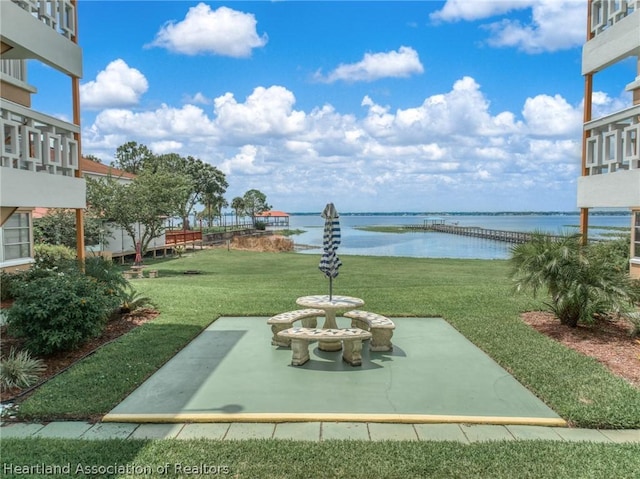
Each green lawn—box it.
[2,438,639,479]
[16,249,640,428]
[7,249,640,478]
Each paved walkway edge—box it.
[102,412,568,427]
[2,421,639,443]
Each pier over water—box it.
[407,220,565,244]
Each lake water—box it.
[286,213,632,260]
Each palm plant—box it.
[510,232,639,327]
[119,288,154,314]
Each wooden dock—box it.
[406,223,562,244]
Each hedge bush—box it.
[6,270,121,355]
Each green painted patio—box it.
[104,317,565,426]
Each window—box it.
[1,212,31,262]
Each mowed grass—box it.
[16,249,640,428]
[2,438,640,479]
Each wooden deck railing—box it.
[165,230,203,245]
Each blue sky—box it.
[30,1,637,212]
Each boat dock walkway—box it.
[406,223,562,245]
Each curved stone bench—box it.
[343,310,395,352]
[277,327,372,366]
[267,309,325,347]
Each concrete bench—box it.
[344,310,395,352]
[122,269,143,280]
[277,327,372,366]
[267,309,325,347]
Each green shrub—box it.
[84,256,129,300]
[6,271,121,355]
[588,234,631,273]
[0,270,29,301]
[33,243,76,270]
[0,348,46,391]
[254,220,267,231]
[510,232,639,327]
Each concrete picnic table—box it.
[295,295,364,351]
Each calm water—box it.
[286,214,631,260]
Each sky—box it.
[29,0,638,213]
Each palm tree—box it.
[510,232,638,327]
[231,197,245,226]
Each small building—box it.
[255,210,290,228]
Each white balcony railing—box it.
[585,104,640,175]
[0,60,27,83]
[590,0,640,36]
[1,100,79,177]
[11,0,75,39]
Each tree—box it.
[147,154,228,230]
[113,141,154,174]
[510,232,639,327]
[242,189,271,225]
[34,208,105,248]
[86,172,190,254]
[84,154,102,163]
[231,197,245,225]
[201,194,228,227]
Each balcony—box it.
[11,0,76,39]
[590,0,639,37]
[0,99,85,209]
[578,104,640,208]
[585,104,640,175]
[582,1,640,74]
[0,0,82,77]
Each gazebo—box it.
[255,210,290,228]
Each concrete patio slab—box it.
[506,425,564,441]
[273,422,321,441]
[599,429,640,443]
[0,423,45,438]
[81,422,138,440]
[176,423,230,440]
[414,424,469,443]
[368,423,417,441]
[33,421,93,439]
[461,424,515,442]
[224,422,274,440]
[129,424,183,440]
[321,422,370,441]
[551,428,612,443]
[104,317,565,426]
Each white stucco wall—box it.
[577,170,640,208]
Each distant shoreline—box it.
[287,211,632,217]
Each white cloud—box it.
[213,86,306,142]
[88,104,217,143]
[522,94,582,136]
[430,0,529,22]
[80,59,148,109]
[148,3,267,57]
[361,76,522,142]
[150,140,183,154]
[432,0,585,53]
[315,46,424,83]
[83,76,583,211]
[184,92,211,105]
[220,145,272,175]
